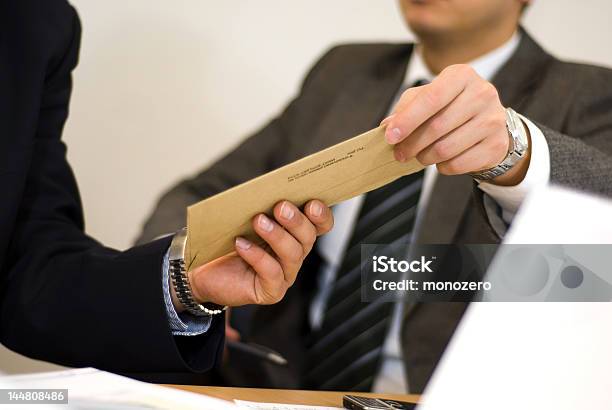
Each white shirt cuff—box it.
[477,114,551,225]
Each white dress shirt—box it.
[311,31,551,393]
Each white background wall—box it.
[2,0,612,373]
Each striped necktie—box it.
[305,172,424,391]
[304,79,428,391]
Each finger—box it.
[381,85,427,127]
[380,86,425,127]
[234,236,285,293]
[385,65,475,144]
[272,201,318,255]
[304,200,334,236]
[252,214,303,282]
[414,117,489,166]
[436,134,508,175]
[393,83,487,160]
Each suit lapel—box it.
[311,45,413,151]
[492,27,555,111]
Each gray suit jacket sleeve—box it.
[135,48,341,244]
[538,66,612,196]
[543,124,612,196]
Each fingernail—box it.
[258,214,274,232]
[235,236,252,250]
[386,127,402,144]
[310,201,323,217]
[394,149,406,162]
[280,201,295,220]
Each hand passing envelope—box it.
[186,126,423,270]
[182,126,423,309]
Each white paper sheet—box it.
[1,368,237,409]
[234,399,342,410]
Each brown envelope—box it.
[186,126,423,270]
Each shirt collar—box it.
[404,31,521,85]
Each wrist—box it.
[169,228,226,316]
[169,265,216,314]
[471,108,531,185]
[170,279,186,313]
[489,118,532,186]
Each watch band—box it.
[168,228,226,316]
[470,107,529,181]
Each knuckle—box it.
[415,151,430,165]
[439,159,462,175]
[428,116,447,136]
[458,64,475,78]
[422,87,441,109]
[304,235,316,254]
[446,64,473,78]
[432,139,451,160]
[396,142,412,159]
[479,82,499,100]
[442,64,458,75]
[308,220,319,237]
[436,162,449,175]
[250,247,267,265]
[398,88,416,105]
[301,225,317,251]
[493,132,509,153]
[401,87,415,98]
[483,112,505,133]
[289,243,306,262]
[493,111,506,129]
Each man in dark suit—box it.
[0,0,333,377]
[137,0,612,392]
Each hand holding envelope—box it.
[174,200,333,309]
[382,64,531,186]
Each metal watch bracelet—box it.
[168,228,226,316]
[470,107,529,181]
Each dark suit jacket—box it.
[0,0,223,376]
[137,30,612,391]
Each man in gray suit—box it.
[137,0,612,393]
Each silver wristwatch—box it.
[470,107,529,181]
[168,228,226,316]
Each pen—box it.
[226,340,288,366]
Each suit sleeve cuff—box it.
[477,114,551,225]
[162,249,212,336]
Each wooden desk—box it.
[167,385,420,407]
